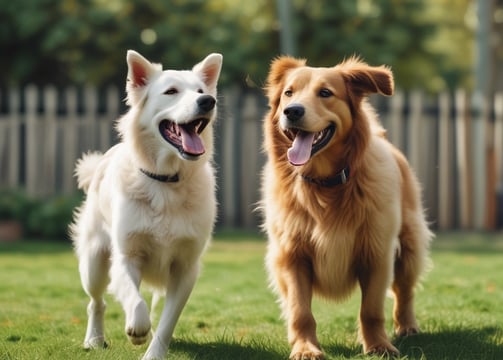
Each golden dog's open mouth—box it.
[159,118,209,160]
[285,123,336,166]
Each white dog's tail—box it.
[75,152,103,193]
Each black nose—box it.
[283,104,305,122]
[197,95,216,114]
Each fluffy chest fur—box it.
[71,146,215,292]
[90,144,216,289]
[264,136,401,300]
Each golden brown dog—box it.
[261,56,432,359]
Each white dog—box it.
[71,50,222,359]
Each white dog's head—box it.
[119,50,222,171]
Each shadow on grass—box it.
[171,338,286,360]
[322,343,362,359]
[394,326,503,359]
[312,326,503,359]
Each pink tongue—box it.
[179,126,205,155]
[287,131,314,166]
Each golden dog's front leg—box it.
[278,259,324,360]
[358,264,399,356]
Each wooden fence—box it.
[1,85,502,230]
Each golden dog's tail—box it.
[75,152,103,193]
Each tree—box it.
[291,0,473,92]
[0,0,474,91]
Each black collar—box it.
[301,166,350,187]
[140,168,179,183]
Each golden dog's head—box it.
[264,56,393,176]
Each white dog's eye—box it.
[197,89,204,94]
[164,88,178,95]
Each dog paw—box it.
[141,340,168,360]
[125,300,151,345]
[365,342,400,357]
[83,337,107,350]
[290,341,324,360]
[395,325,419,337]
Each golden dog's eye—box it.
[164,88,178,95]
[318,88,333,98]
[284,89,293,97]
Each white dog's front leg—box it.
[109,254,151,345]
[142,263,199,360]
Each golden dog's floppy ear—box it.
[338,57,394,98]
[125,50,162,105]
[265,56,306,107]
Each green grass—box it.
[1,231,502,359]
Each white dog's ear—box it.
[192,53,223,91]
[125,50,162,105]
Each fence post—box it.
[220,87,240,227]
[84,85,98,151]
[471,92,489,229]
[101,86,120,150]
[389,90,404,150]
[7,89,21,188]
[43,86,58,196]
[25,86,39,197]
[408,90,423,178]
[63,87,78,194]
[455,89,472,229]
[0,89,5,185]
[494,92,503,227]
[240,93,261,229]
[438,91,453,229]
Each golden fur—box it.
[261,56,432,359]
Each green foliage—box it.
[0,0,473,91]
[26,193,83,239]
[0,233,502,359]
[0,189,82,240]
[0,189,34,222]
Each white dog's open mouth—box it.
[159,118,209,160]
[284,123,336,166]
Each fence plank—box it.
[389,90,404,150]
[63,87,78,194]
[471,93,489,229]
[84,85,98,151]
[0,89,7,185]
[25,86,39,197]
[438,92,453,229]
[495,93,503,190]
[455,89,472,228]
[407,90,422,178]
[101,86,120,151]
[43,86,58,196]
[240,94,261,228]
[0,124,5,184]
[7,89,20,187]
[495,93,503,227]
[220,88,239,226]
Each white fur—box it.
[71,50,222,360]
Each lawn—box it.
[0,231,502,360]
